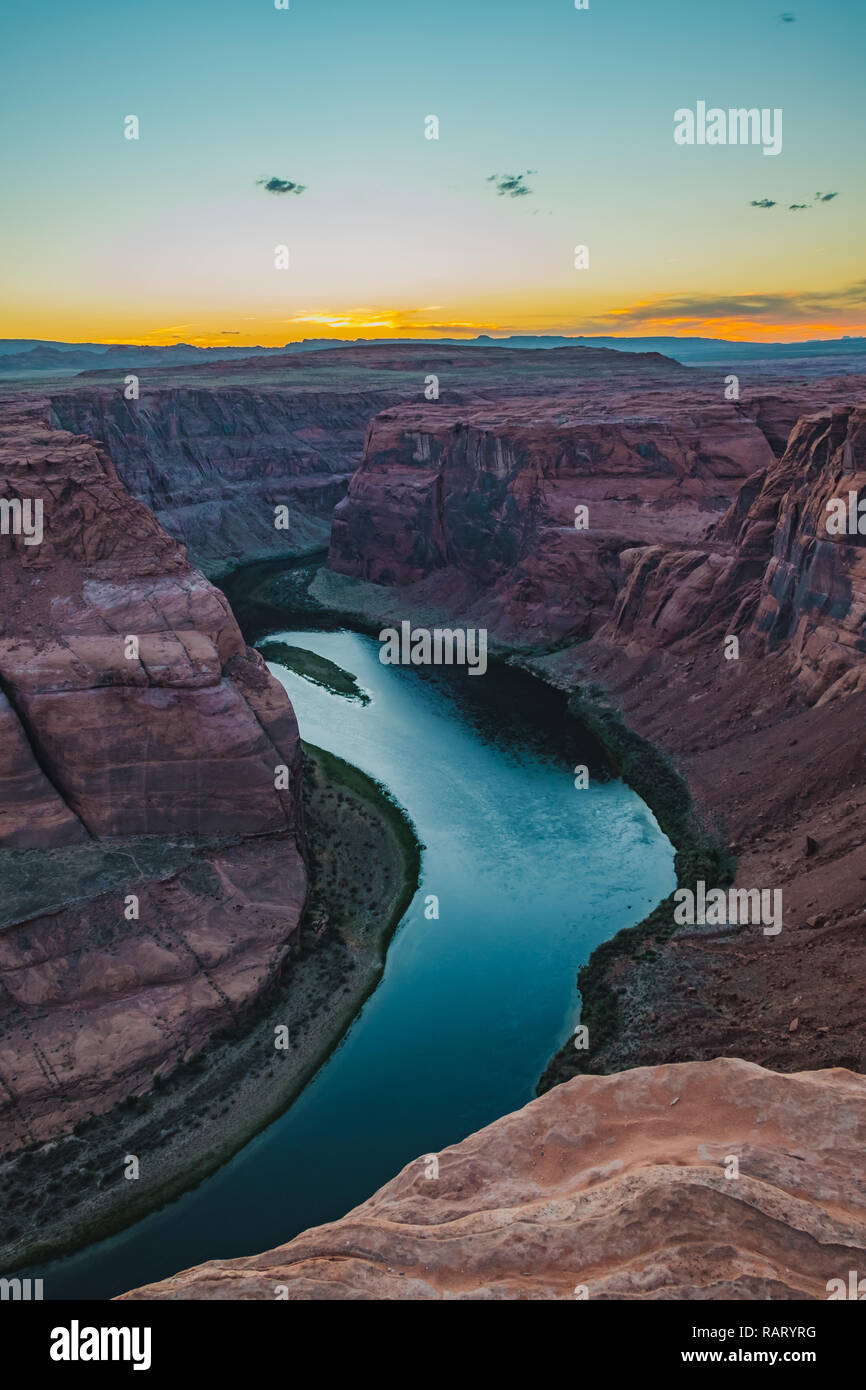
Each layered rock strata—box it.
[328,396,791,645]
[120,1059,866,1301]
[48,387,405,573]
[0,401,307,1146]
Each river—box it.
[37,623,675,1298]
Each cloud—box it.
[751,192,841,211]
[284,307,498,333]
[582,281,866,335]
[778,12,796,22]
[257,177,307,195]
[487,171,536,198]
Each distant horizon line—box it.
[3,332,865,351]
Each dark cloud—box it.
[219,330,240,334]
[778,12,796,21]
[487,171,535,198]
[257,177,307,195]
[752,192,841,212]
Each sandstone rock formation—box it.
[750,406,866,704]
[610,404,866,703]
[537,404,866,1087]
[327,384,862,648]
[120,1058,866,1300]
[0,401,303,844]
[0,400,307,1145]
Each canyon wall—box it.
[47,349,700,578]
[0,401,308,1146]
[327,384,866,674]
[328,396,779,645]
[49,387,403,574]
[610,405,866,705]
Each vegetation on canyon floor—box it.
[259,641,370,704]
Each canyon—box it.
[320,362,866,1090]
[1,341,865,1299]
[43,343,686,575]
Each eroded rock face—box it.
[329,398,776,645]
[0,401,302,843]
[120,1059,866,1300]
[49,388,402,572]
[0,836,307,1146]
[532,410,866,1090]
[0,401,307,1146]
[607,405,866,704]
[750,407,866,704]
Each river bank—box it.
[3,742,420,1276]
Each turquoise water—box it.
[35,628,674,1298]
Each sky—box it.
[1,0,864,345]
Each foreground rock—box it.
[120,1058,866,1300]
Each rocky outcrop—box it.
[0,837,307,1147]
[750,407,866,703]
[533,406,866,1090]
[0,401,303,843]
[0,401,308,1146]
[607,405,866,704]
[120,1058,866,1300]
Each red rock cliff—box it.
[0,401,308,1146]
